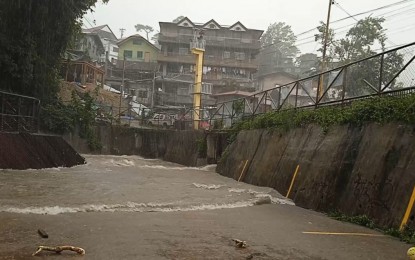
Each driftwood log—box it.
[32,246,85,256]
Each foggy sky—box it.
[86,0,415,54]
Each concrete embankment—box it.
[65,126,229,167]
[217,123,415,228]
[0,132,85,169]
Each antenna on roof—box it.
[119,28,126,38]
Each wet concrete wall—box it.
[0,133,85,169]
[65,126,227,167]
[217,124,415,228]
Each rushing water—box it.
[0,155,293,215]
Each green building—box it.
[117,34,159,62]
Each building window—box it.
[113,47,119,52]
[235,27,241,31]
[137,51,143,59]
[123,50,132,59]
[235,52,245,60]
[177,88,188,96]
[209,24,215,29]
[223,51,230,59]
[138,90,148,98]
[133,39,142,45]
[202,83,213,94]
[183,22,189,26]
[179,48,188,55]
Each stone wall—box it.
[0,132,85,169]
[217,124,415,228]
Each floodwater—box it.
[0,155,409,259]
[0,155,292,216]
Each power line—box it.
[294,0,414,38]
[295,4,415,44]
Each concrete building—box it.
[156,17,263,107]
[105,35,159,108]
[82,25,119,63]
[74,33,105,62]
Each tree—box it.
[172,16,185,23]
[257,22,299,76]
[0,0,109,103]
[314,17,404,96]
[314,21,337,64]
[296,53,319,76]
[260,22,298,58]
[151,32,160,45]
[134,24,154,41]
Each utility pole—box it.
[318,0,334,99]
[120,28,126,39]
[151,71,156,109]
[104,39,110,85]
[119,55,126,121]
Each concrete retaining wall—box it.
[65,126,227,167]
[0,132,85,169]
[217,124,415,228]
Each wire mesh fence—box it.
[0,91,40,133]
[208,42,415,128]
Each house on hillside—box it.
[255,71,298,91]
[117,34,159,62]
[106,35,159,107]
[82,25,119,63]
[156,17,263,107]
[74,33,105,62]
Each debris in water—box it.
[32,246,85,256]
[37,229,48,238]
[232,238,247,248]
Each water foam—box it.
[0,197,274,215]
[192,183,224,190]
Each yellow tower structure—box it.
[191,29,205,130]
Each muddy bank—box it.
[0,132,85,169]
[217,123,415,228]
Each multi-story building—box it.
[156,17,263,107]
[74,32,105,62]
[82,25,118,63]
[106,34,159,107]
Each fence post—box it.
[341,67,347,105]
[378,54,384,94]
[294,82,299,109]
[316,74,321,108]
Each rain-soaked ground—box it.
[0,155,410,259]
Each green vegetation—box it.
[315,17,404,95]
[196,137,207,158]
[41,91,102,151]
[329,211,375,229]
[328,211,415,243]
[0,0,108,103]
[231,94,415,134]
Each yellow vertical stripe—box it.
[286,165,300,198]
[400,185,415,231]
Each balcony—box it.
[158,35,261,50]
[157,52,258,70]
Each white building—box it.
[83,25,119,63]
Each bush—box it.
[231,94,415,134]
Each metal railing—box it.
[208,42,415,128]
[0,91,40,133]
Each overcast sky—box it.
[85,0,415,54]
